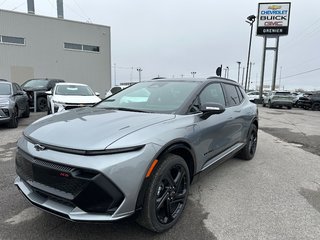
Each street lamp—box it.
[236,61,241,83]
[137,67,143,82]
[244,14,256,91]
[191,72,196,78]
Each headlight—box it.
[0,99,10,107]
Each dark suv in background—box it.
[21,78,64,112]
[0,79,30,128]
[297,92,320,110]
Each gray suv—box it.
[15,78,258,232]
[0,79,30,128]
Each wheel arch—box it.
[135,141,196,211]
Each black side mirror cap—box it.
[200,103,225,119]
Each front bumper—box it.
[52,103,95,113]
[15,136,160,221]
[0,108,12,123]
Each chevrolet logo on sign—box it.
[268,5,281,10]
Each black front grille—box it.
[16,148,124,214]
[16,151,88,196]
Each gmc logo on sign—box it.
[264,21,283,26]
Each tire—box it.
[268,101,273,108]
[37,96,48,112]
[136,154,190,232]
[8,107,18,128]
[311,103,320,111]
[287,106,292,109]
[262,102,266,107]
[22,103,30,118]
[237,124,258,160]
[47,104,52,115]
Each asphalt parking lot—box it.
[1,107,320,240]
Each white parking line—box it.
[5,207,41,225]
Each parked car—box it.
[21,78,65,112]
[262,91,293,109]
[297,93,320,110]
[105,84,130,98]
[247,91,267,103]
[292,92,304,107]
[0,79,29,128]
[15,77,258,232]
[46,83,101,114]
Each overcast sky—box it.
[1,0,319,90]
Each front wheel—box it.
[237,124,258,160]
[137,154,190,232]
[8,107,18,128]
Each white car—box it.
[105,85,130,98]
[47,83,101,114]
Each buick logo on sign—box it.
[34,144,46,151]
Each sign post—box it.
[257,2,291,99]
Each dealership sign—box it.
[257,2,291,35]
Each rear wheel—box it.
[37,97,47,112]
[312,103,320,111]
[137,154,190,232]
[237,124,258,160]
[8,107,18,128]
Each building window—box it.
[83,44,100,52]
[0,35,25,45]
[64,42,82,50]
[64,42,100,53]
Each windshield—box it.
[0,83,12,95]
[96,81,200,113]
[55,85,94,96]
[22,79,49,88]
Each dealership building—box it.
[0,4,111,94]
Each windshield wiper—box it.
[103,107,150,113]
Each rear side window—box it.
[224,84,241,106]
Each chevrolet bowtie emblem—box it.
[34,144,46,151]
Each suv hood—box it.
[52,95,101,104]
[24,108,175,150]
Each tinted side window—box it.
[199,83,225,106]
[224,84,240,106]
[236,86,244,102]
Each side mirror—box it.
[95,92,100,96]
[15,90,25,96]
[200,103,225,119]
[45,90,52,95]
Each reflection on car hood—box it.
[24,107,175,150]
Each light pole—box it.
[244,14,256,92]
[191,72,196,78]
[137,67,143,82]
[237,61,241,83]
[247,62,255,91]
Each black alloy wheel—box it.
[37,97,48,112]
[237,124,258,160]
[8,107,18,128]
[137,154,190,232]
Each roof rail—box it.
[206,76,237,83]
